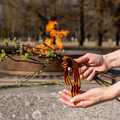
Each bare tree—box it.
[83,0,115,46]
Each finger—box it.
[87,70,96,82]
[59,97,92,108]
[63,89,86,97]
[59,90,71,100]
[75,100,92,108]
[63,89,71,95]
[68,67,72,72]
[79,90,86,94]
[78,66,87,74]
[70,92,88,103]
[74,54,89,64]
[80,67,94,79]
[59,98,75,107]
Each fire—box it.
[45,21,69,51]
[24,21,69,55]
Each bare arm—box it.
[72,49,120,81]
[59,81,120,108]
[103,49,120,69]
[59,49,120,108]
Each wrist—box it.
[102,54,115,70]
[108,82,120,99]
[102,50,120,69]
[98,87,113,102]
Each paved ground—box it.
[0,67,120,120]
[0,83,120,120]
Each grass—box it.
[0,82,65,89]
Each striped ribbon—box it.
[61,57,81,105]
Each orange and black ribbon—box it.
[61,56,81,105]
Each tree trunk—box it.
[50,0,56,44]
[95,33,103,46]
[115,31,119,46]
[50,0,56,21]
[79,0,84,46]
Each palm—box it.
[59,87,108,108]
[59,89,86,107]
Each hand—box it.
[59,87,111,108]
[69,53,109,81]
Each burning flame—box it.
[45,21,69,50]
[24,21,69,55]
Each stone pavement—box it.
[0,83,120,120]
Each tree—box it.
[83,0,115,46]
[113,1,120,46]
[79,0,84,45]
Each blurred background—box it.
[0,0,120,47]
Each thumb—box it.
[70,92,88,103]
[74,54,89,64]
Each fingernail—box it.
[90,67,93,71]
[70,98,76,103]
[83,66,87,70]
[93,70,95,73]
[58,91,61,94]
[68,67,70,71]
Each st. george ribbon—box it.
[61,56,81,105]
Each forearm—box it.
[106,81,120,100]
[103,49,120,69]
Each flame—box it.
[24,42,49,55]
[45,21,69,51]
[24,21,69,55]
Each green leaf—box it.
[16,80,19,83]
[25,53,29,57]
[13,37,16,42]
[1,49,5,53]
[22,57,26,60]
[29,49,32,54]
[15,44,17,48]
[37,71,40,74]
[21,55,24,57]
[39,40,44,44]
[21,55,26,60]
[20,44,23,50]
[46,52,51,57]
[50,54,54,57]
[37,70,42,74]
[4,39,10,46]
[50,50,55,54]
[1,54,5,58]
[16,79,22,83]
[16,50,20,53]
[5,56,8,59]
[40,70,42,74]
[35,56,39,59]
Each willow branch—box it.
[6,54,44,65]
[99,73,120,81]
[21,70,38,84]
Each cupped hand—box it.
[59,87,110,108]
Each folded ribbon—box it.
[61,56,81,105]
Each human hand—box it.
[59,87,111,108]
[69,53,109,81]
